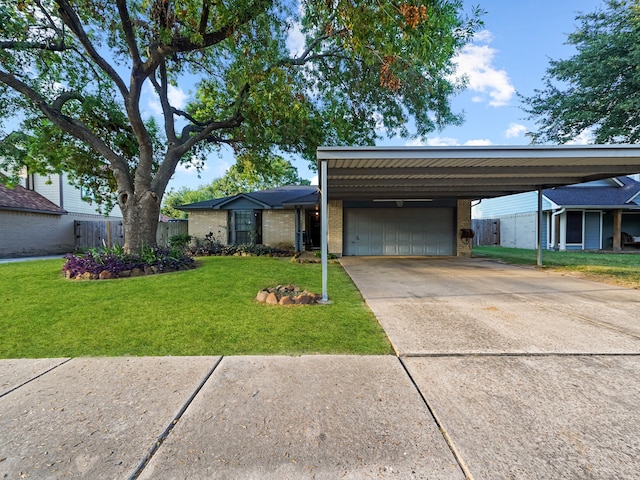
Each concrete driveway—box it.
[340,256,640,479]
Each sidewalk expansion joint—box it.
[400,352,640,358]
[0,358,72,400]
[398,357,475,480]
[128,356,223,480]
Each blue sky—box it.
[166,0,605,191]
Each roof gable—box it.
[178,185,317,211]
[0,180,67,215]
[543,176,640,207]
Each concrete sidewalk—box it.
[0,356,464,479]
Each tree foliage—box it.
[523,0,640,144]
[162,154,309,219]
[0,0,481,252]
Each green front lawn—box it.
[0,256,393,358]
[473,246,640,288]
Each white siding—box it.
[31,173,122,217]
[499,212,538,249]
[473,191,554,219]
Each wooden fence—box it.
[156,221,189,247]
[472,218,500,246]
[74,220,188,250]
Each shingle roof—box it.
[178,185,318,210]
[0,180,66,215]
[543,176,640,208]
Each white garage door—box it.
[344,208,455,256]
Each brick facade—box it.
[328,200,343,256]
[0,211,73,257]
[262,210,295,249]
[188,210,228,244]
[456,199,473,257]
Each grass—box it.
[0,256,393,358]
[473,246,640,288]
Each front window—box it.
[566,211,583,244]
[231,210,262,244]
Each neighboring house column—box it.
[559,212,567,251]
[456,199,472,257]
[328,200,343,256]
[613,209,622,252]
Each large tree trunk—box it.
[120,189,161,254]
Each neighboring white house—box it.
[0,171,122,257]
[473,176,640,251]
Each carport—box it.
[317,144,640,301]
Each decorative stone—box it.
[279,296,294,305]
[295,294,313,305]
[130,268,143,277]
[256,290,269,302]
[119,270,131,277]
[265,292,279,304]
[144,266,155,275]
[99,270,113,280]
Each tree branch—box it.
[116,0,142,67]
[171,108,210,127]
[51,91,83,111]
[148,60,177,143]
[0,41,69,51]
[55,0,129,99]
[0,69,132,192]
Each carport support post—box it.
[537,188,543,267]
[320,159,329,302]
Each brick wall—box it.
[0,211,74,257]
[262,210,295,248]
[456,199,472,257]
[188,211,228,244]
[328,200,343,256]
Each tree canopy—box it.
[523,0,640,144]
[0,0,481,252]
[162,154,309,219]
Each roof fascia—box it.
[214,193,272,210]
[317,144,640,161]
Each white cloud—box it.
[464,139,492,146]
[566,129,594,145]
[453,30,515,107]
[147,84,189,115]
[505,123,527,139]
[406,137,492,147]
[286,20,305,57]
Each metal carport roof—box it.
[316,144,640,301]
[317,144,640,200]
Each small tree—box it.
[0,0,481,253]
[523,0,640,144]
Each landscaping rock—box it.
[296,294,313,305]
[279,296,294,305]
[265,292,279,304]
[256,284,321,305]
[99,270,114,280]
[130,268,143,277]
